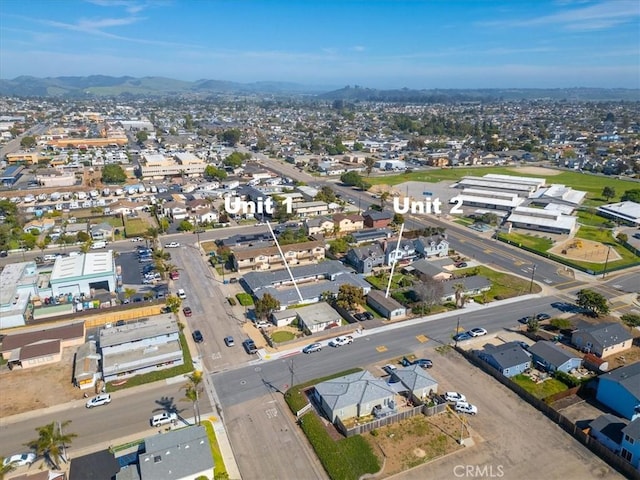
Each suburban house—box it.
[313,370,399,423]
[478,342,532,377]
[528,341,582,373]
[99,315,184,383]
[332,213,364,234]
[271,309,298,328]
[408,258,453,282]
[23,218,55,234]
[440,276,492,303]
[367,289,407,320]
[90,222,114,241]
[192,208,219,224]
[351,228,393,245]
[588,413,628,454]
[571,322,633,358]
[292,201,330,218]
[232,240,325,272]
[620,417,640,469]
[345,244,385,274]
[363,210,394,228]
[413,235,450,258]
[384,238,418,265]
[389,365,439,402]
[596,362,640,420]
[305,216,335,236]
[296,302,343,333]
[137,426,213,480]
[163,200,189,220]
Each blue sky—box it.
[1,0,638,89]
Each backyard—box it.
[124,217,152,238]
[512,374,568,399]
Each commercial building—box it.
[597,201,640,227]
[0,261,38,328]
[506,206,577,234]
[50,251,118,298]
[139,152,206,178]
[454,174,545,197]
[36,172,77,188]
[449,188,524,211]
[99,315,183,382]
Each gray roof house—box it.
[409,258,453,281]
[385,238,417,265]
[390,365,439,401]
[478,342,532,377]
[345,244,385,274]
[91,222,114,241]
[413,235,449,258]
[588,414,627,454]
[313,370,398,423]
[441,275,492,302]
[138,425,213,480]
[367,289,407,320]
[571,322,633,358]
[529,341,582,374]
[296,302,343,333]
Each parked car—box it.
[536,313,551,321]
[329,335,354,347]
[354,312,374,321]
[169,271,180,280]
[177,289,186,299]
[469,327,487,337]
[445,392,466,403]
[224,336,235,347]
[382,364,398,374]
[150,412,177,427]
[413,358,433,368]
[164,242,181,248]
[243,338,258,354]
[192,330,204,343]
[183,307,192,317]
[518,315,534,324]
[3,453,36,467]
[302,342,322,354]
[86,393,112,408]
[455,262,468,268]
[455,401,478,415]
[453,332,472,342]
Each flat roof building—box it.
[450,188,524,211]
[50,251,117,298]
[507,206,577,234]
[139,152,206,178]
[597,201,640,227]
[0,261,38,328]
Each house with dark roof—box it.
[384,238,418,265]
[363,210,394,228]
[440,276,491,303]
[409,258,453,281]
[596,362,640,420]
[367,289,407,320]
[478,342,532,377]
[571,322,633,358]
[413,235,449,258]
[588,413,627,454]
[390,365,439,402]
[350,228,393,245]
[345,244,385,274]
[620,417,640,469]
[528,341,582,374]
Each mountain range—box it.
[0,75,638,102]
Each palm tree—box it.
[0,457,16,480]
[453,283,466,309]
[25,420,77,470]
[123,287,136,302]
[182,371,204,426]
[146,227,159,249]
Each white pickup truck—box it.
[329,335,354,347]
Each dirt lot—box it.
[388,348,624,480]
[0,348,81,417]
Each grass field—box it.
[497,232,553,251]
[512,374,568,399]
[366,167,638,202]
[124,217,151,237]
[457,265,543,299]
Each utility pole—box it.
[454,316,460,348]
[289,358,295,391]
[529,264,537,293]
[602,246,611,279]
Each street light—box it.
[529,264,537,293]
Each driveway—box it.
[390,348,624,480]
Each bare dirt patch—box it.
[0,348,80,417]
[509,166,562,176]
[363,411,464,477]
[548,238,621,263]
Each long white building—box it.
[139,152,206,178]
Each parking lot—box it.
[115,250,168,301]
[390,348,624,480]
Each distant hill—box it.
[0,76,638,101]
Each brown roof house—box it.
[0,321,85,369]
[232,240,325,273]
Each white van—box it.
[91,241,107,249]
[43,254,58,262]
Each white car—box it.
[455,401,478,415]
[444,392,467,403]
[86,393,111,408]
[3,453,36,467]
[164,242,181,248]
[382,364,398,374]
[177,289,187,299]
[150,412,177,427]
[329,335,354,347]
[469,327,488,337]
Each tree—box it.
[453,283,466,309]
[223,151,250,168]
[392,213,404,225]
[20,136,36,148]
[25,420,77,470]
[159,217,170,234]
[182,371,204,426]
[576,289,610,316]
[80,241,92,253]
[135,131,148,143]
[123,288,136,301]
[165,294,182,313]
[76,231,90,243]
[364,157,376,176]
[617,232,628,243]
[335,284,365,311]
[255,293,280,320]
[414,276,444,313]
[602,186,616,202]
[379,191,390,209]
[0,456,17,479]
[328,237,349,254]
[320,291,336,303]
[221,129,241,146]
[101,164,127,184]
[204,165,227,180]
[621,314,640,328]
[178,220,193,232]
[526,318,539,333]
[145,227,159,249]
[314,186,336,203]
[549,318,573,330]
[621,189,640,203]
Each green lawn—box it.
[235,293,254,306]
[575,209,614,228]
[203,420,227,479]
[124,217,152,237]
[366,273,411,290]
[497,232,553,251]
[271,330,295,343]
[512,374,568,399]
[365,167,638,201]
[457,265,542,299]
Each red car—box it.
[183,307,192,317]
[169,271,180,280]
